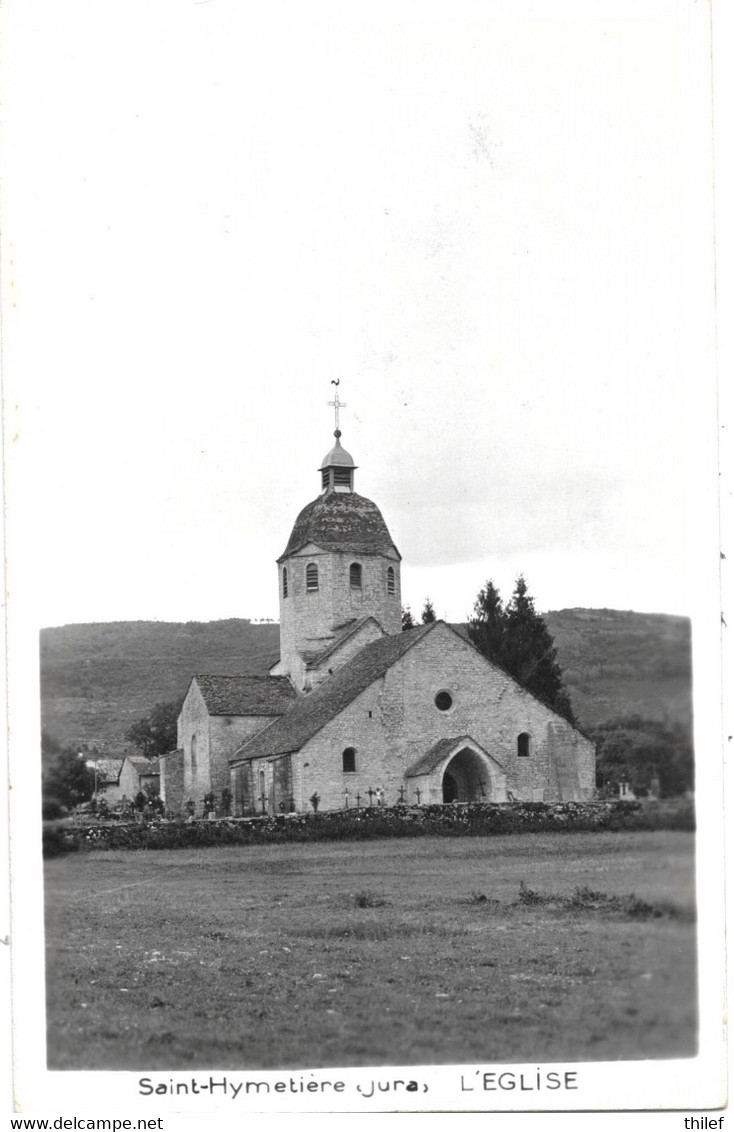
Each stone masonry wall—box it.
[307,618,385,690]
[178,682,212,807]
[118,759,144,802]
[272,624,595,812]
[209,714,275,799]
[278,546,401,682]
[179,680,279,811]
[160,750,184,816]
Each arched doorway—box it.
[442,772,458,803]
[441,747,494,802]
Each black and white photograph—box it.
[2,0,728,1121]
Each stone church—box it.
[160,418,595,816]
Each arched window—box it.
[282,568,288,598]
[517,732,530,757]
[350,562,362,589]
[191,733,198,772]
[306,563,319,592]
[387,566,395,595]
[342,747,357,773]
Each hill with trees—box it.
[543,607,692,730]
[39,609,692,758]
[40,619,280,756]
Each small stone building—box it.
[162,424,595,816]
[88,754,159,805]
[120,755,160,800]
[87,757,124,803]
[164,674,296,813]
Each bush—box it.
[42,823,79,857]
[354,890,388,908]
[518,881,545,905]
[42,798,67,821]
[51,796,695,854]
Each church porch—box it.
[406,736,508,806]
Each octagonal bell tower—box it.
[274,390,402,690]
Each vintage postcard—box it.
[1,0,728,1125]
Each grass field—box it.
[44,831,697,1070]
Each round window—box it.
[435,691,453,712]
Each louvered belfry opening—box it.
[321,464,354,493]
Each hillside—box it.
[545,608,691,730]
[39,609,692,753]
[40,620,280,754]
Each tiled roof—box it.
[90,758,123,784]
[232,624,433,762]
[305,616,382,669]
[194,674,297,717]
[278,492,400,561]
[406,736,487,777]
[127,755,160,776]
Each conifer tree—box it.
[467,576,576,725]
[421,597,437,624]
[401,605,416,631]
[467,580,505,662]
[504,576,575,724]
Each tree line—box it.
[590,716,693,798]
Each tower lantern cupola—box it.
[320,430,356,494]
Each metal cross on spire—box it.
[328,379,346,435]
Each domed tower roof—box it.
[278,491,401,563]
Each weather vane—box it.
[328,379,346,435]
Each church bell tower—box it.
[274,386,402,690]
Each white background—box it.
[1,0,719,629]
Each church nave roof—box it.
[193,674,297,717]
[230,623,434,762]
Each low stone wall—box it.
[43,797,695,855]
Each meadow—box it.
[44,830,697,1070]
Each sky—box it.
[2,0,719,628]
